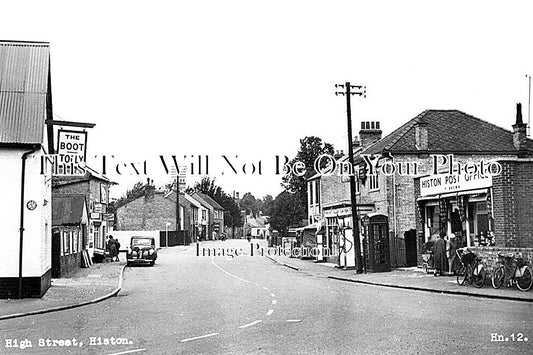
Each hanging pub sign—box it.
[57,129,87,159]
[46,129,89,176]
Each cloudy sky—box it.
[3,1,533,199]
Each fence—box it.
[160,230,191,247]
[390,235,407,268]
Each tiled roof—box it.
[193,192,224,210]
[52,194,86,226]
[0,41,50,144]
[362,110,533,155]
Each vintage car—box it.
[126,237,157,266]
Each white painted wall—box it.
[0,148,51,277]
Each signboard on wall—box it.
[420,172,492,196]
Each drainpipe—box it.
[19,145,39,299]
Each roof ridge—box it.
[451,109,533,142]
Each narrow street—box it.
[2,240,532,355]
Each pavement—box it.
[265,253,533,302]
[0,257,125,321]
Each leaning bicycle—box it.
[456,247,486,288]
[491,253,533,291]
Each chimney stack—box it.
[144,178,155,200]
[513,103,528,151]
[359,121,382,148]
[415,119,429,150]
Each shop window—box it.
[426,205,440,240]
[62,231,70,255]
[315,181,320,205]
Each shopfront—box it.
[323,205,375,263]
[417,171,494,249]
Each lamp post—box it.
[335,82,366,274]
[527,74,531,137]
[166,221,171,248]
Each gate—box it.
[362,214,391,272]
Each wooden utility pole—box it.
[335,82,366,274]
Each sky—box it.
[2,1,533,200]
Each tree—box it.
[240,192,259,217]
[108,181,145,214]
[281,136,334,215]
[260,195,274,216]
[193,177,242,228]
[269,191,306,235]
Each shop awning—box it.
[417,188,488,202]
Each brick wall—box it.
[492,160,533,248]
[117,193,176,231]
[471,246,533,273]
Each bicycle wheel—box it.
[456,265,467,286]
[473,266,486,288]
[516,266,533,292]
[491,266,505,289]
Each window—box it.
[309,182,314,205]
[62,230,70,255]
[315,181,320,205]
[368,174,379,191]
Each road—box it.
[1,239,532,354]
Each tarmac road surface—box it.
[1,239,532,354]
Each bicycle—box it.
[456,247,486,288]
[491,253,533,291]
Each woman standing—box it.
[108,235,118,262]
[448,233,460,274]
[433,232,449,276]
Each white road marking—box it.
[262,286,269,290]
[254,283,260,287]
[286,319,302,323]
[107,349,146,355]
[266,309,274,316]
[211,259,250,283]
[272,300,277,305]
[180,333,220,343]
[270,293,276,297]
[238,320,263,329]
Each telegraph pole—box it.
[335,82,366,274]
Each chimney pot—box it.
[513,102,527,151]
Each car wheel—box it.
[150,261,155,267]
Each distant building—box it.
[52,167,115,261]
[192,192,225,240]
[245,215,270,239]
[0,41,54,298]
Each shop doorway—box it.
[404,229,418,266]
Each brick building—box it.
[116,182,202,243]
[53,167,115,261]
[314,106,533,270]
[192,191,225,240]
